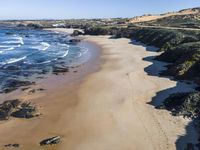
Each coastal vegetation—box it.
[162,92,200,119]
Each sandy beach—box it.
[0,28,198,150]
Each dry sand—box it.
[0,29,198,150]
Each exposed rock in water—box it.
[5,32,15,35]
[68,38,81,44]
[40,136,61,146]
[0,79,34,94]
[0,100,39,120]
[52,66,69,75]
[4,143,20,148]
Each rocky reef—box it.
[0,99,39,120]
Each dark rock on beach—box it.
[28,88,45,94]
[72,30,83,36]
[40,136,61,146]
[4,143,20,148]
[0,99,38,120]
[53,66,69,75]
[0,99,21,120]
[11,102,38,119]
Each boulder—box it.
[40,136,61,146]
[72,30,83,36]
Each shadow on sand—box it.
[130,40,199,150]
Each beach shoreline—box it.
[0,28,198,150]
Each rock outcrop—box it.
[72,30,84,36]
[40,136,61,146]
[0,100,39,120]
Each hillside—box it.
[129,7,200,28]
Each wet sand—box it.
[0,29,198,150]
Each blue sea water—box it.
[0,29,90,91]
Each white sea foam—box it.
[61,50,69,58]
[6,56,27,64]
[4,47,15,51]
[80,47,89,54]
[2,36,24,45]
[58,43,70,48]
[41,42,50,50]
[76,47,89,58]
[0,45,10,48]
[0,44,21,51]
[15,36,24,45]
[36,60,51,64]
[31,42,50,51]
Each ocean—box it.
[0,29,90,92]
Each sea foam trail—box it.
[4,47,15,51]
[15,36,24,45]
[0,44,21,51]
[6,56,27,64]
[76,47,89,58]
[35,60,51,64]
[0,45,11,48]
[61,50,69,58]
[2,36,24,45]
[31,42,50,51]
